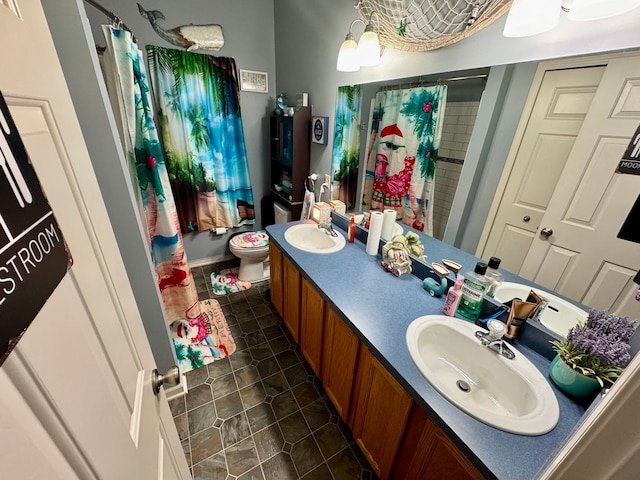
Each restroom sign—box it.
[616,123,640,175]
[0,91,72,366]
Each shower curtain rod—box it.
[380,73,488,91]
[83,0,136,40]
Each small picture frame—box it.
[312,116,329,145]
[239,69,268,93]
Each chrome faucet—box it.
[475,319,515,360]
[318,220,338,237]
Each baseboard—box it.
[165,374,188,400]
[189,254,234,268]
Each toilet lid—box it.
[231,230,269,249]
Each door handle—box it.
[540,227,553,238]
[152,366,181,395]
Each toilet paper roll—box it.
[366,211,384,256]
[215,227,227,235]
[380,209,397,241]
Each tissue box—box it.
[329,200,346,215]
[311,202,331,224]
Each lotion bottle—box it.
[443,275,464,316]
[348,214,356,243]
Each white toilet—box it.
[229,202,292,282]
[229,230,270,282]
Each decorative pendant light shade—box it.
[567,0,640,20]
[337,33,360,72]
[357,25,381,67]
[336,12,381,72]
[503,0,562,37]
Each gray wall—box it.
[273,0,640,253]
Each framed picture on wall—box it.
[239,69,268,93]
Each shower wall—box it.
[433,100,481,240]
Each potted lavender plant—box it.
[549,309,636,398]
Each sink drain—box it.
[456,380,471,393]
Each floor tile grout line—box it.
[187,262,374,479]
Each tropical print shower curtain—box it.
[146,46,255,233]
[332,85,362,210]
[361,85,447,235]
[100,27,235,373]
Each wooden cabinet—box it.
[269,243,301,342]
[268,242,283,318]
[393,405,485,480]
[270,106,311,221]
[351,346,413,479]
[300,277,325,376]
[282,256,301,342]
[269,243,488,480]
[321,308,360,422]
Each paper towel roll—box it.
[380,209,397,241]
[366,211,384,255]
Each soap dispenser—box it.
[443,275,464,316]
[348,214,356,243]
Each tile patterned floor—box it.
[169,262,377,479]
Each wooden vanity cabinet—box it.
[268,242,301,341]
[321,308,360,422]
[283,256,301,342]
[268,242,283,317]
[350,346,413,479]
[300,277,325,376]
[392,404,485,480]
[268,242,487,480]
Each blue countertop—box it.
[266,219,589,480]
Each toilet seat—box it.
[230,230,269,250]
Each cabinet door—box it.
[300,278,325,376]
[321,308,360,422]
[283,255,301,342]
[351,347,413,479]
[269,242,283,318]
[270,115,293,167]
[393,405,485,480]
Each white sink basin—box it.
[493,282,587,339]
[406,315,559,436]
[284,223,346,254]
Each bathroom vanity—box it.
[266,219,588,480]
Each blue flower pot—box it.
[549,354,601,398]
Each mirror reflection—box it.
[332,54,640,334]
[332,67,489,241]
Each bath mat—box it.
[211,267,251,296]
[170,298,236,373]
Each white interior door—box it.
[0,1,190,479]
[519,56,640,320]
[482,65,605,273]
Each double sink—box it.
[282,220,586,436]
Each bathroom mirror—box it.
[331,52,640,339]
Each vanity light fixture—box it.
[336,12,381,72]
[503,0,640,37]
